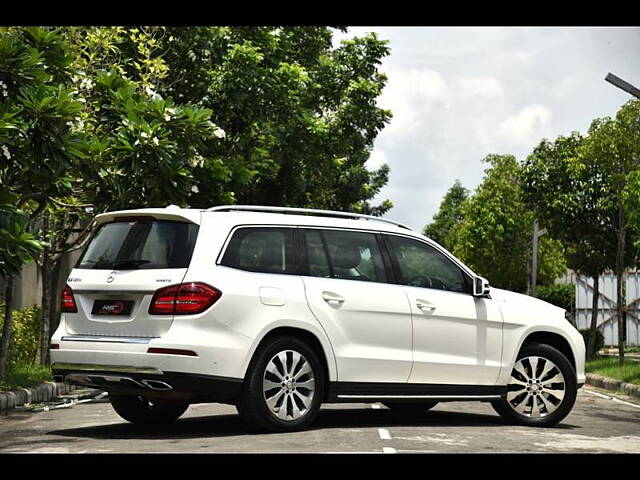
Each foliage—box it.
[585,355,640,385]
[522,132,619,279]
[452,154,566,292]
[0,202,45,278]
[0,362,51,391]
[0,302,41,369]
[536,283,575,313]
[423,179,468,251]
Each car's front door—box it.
[384,234,503,386]
[300,228,413,383]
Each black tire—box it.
[383,401,439,414]
[109,394,189,425]
[491,342,577,427]
[236,335,325,433]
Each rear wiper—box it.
[93,259,151,270]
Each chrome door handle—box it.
[322,291,345,306]
[416,301,436,313]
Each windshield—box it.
[77,219,199,270]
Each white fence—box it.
[562,271,640,346]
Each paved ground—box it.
[1,387,639,453]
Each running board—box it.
[327,382,506,402]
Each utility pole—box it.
[530,219,547,297]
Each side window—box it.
[221,228,295,274]
[318,229,387,283]
[387,235,470,293]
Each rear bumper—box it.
[52,362,243,404]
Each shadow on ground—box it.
[46,406,578,441]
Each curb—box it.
[0,382,80,414]
[586,373,640,399]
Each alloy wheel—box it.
[262,349,316,421]
[506,355,566,418]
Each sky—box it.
[333,27,640,231]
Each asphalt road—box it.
[1,387,640,453]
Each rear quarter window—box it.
[220,227,296,274]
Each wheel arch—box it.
[519,331,576,372]
[242,324,337,394]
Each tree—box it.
[0,201,45,380]
[423,180,468,251]
[522,132,619,358]
[1,27,396,367]
[453,154,566,293]
[586,100,640,364]
[0,27,86,365]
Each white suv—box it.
[51,205,585,432]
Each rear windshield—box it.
[76,219,199,270]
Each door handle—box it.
[416,301,436,313]
[322,291,345,306]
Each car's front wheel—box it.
[491,342,577,427]
[109,394,189,425]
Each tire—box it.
[236,335,325,433]
[383,401,439,415]
[109,394,189,425]
[491,342,577,427]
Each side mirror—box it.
[473,276,490,297]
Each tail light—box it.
[149,282,221,315]
[61,284,78,313]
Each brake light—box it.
[61,284,78,313]
[149,282,221,315]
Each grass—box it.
[0,363,52,391]
[586,356,640,386]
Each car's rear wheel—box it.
[383,401,439,415]
[236,336,325,433]
[491,342,577,427]
[109,394,189,425]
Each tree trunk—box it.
[0,277,15,381]
[48,256,63,342]
[587,274,600,359]
[616,201,625,366]
[39,213,52,366]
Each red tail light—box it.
[149,282,221,315]
[61,284,78,313]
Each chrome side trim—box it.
[52,363,163,375]
[70,290,155,295]
[61,335,156,344]
[336,395,503,400]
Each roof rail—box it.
[205,205,412,230]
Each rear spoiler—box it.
[93,207,201,227]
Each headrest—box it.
[332,244,361,269]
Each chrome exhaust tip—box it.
[141,379,173,391]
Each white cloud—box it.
[335,27,640,230]
[499,104,553,148]
[458,76,504,98]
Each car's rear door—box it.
[300,228,413,383]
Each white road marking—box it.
[378,428,392,440]
[382,447,397,453]
[612,397,640,409]
[583,388,640,408]
[371,404,382,409]
[583,389,611,400]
